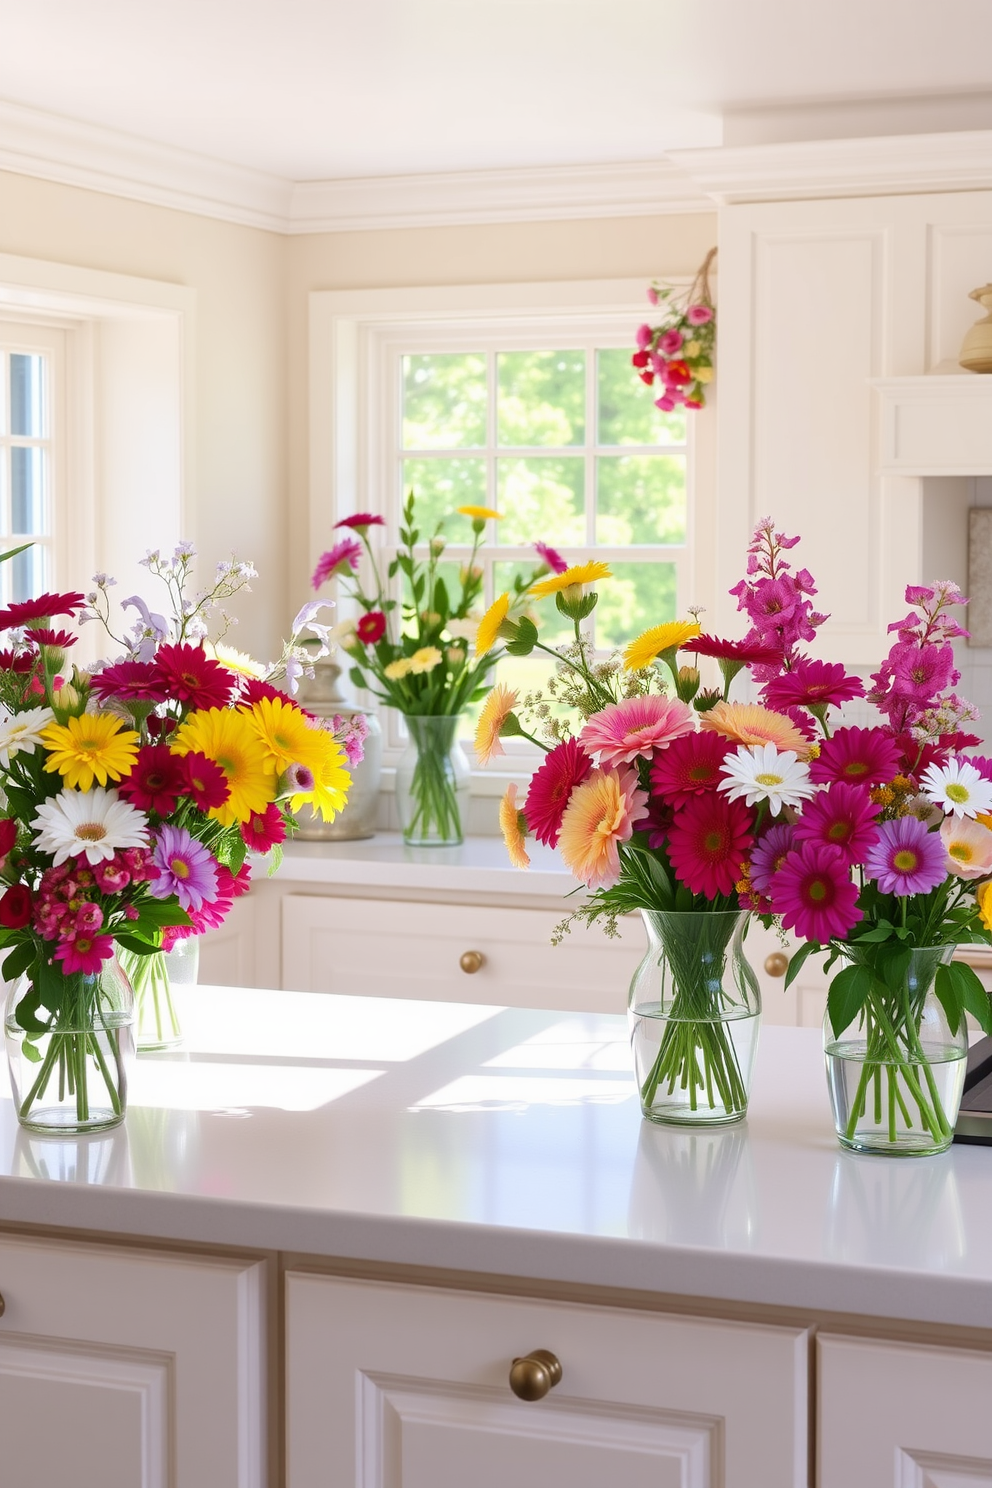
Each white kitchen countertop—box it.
[273,834,574,898]
[0,985,989,1331]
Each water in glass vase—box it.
[825,1035,967,1156]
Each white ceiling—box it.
[0,0,991,183]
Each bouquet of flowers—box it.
[311,492,564,845]
[632,247,716,412]
[0,543,357,1130]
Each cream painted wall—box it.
[0,167,287,660]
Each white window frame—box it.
[0,319,66,596]
[309,280,716,787]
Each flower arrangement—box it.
[311,492,564,844]
[0,544,358,1126]
[483,518,992,1137]
[633,247,716,413]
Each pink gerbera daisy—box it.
[666,794,755,899]
[864,817,946,896]
[54,931,115,976]
[748,822,796,894]
[333,513,385,531]
[311,537,362,588]
[523,737,593,847]
[578,695,694,766]
[534,541,568,574]
[769,843,862,942]
[649,731,731,808]
[762,659,864,713]
[558,767,647,889]
[808,726,901,787]
[793,781,881,866]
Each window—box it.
[311,281,711,775]
[0,323,63,601]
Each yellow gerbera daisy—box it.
[206,642,266,679]
[41,713,139,792]
[290,735,351,823]
[244,696,325,776]
[409,646,443,674]
[529,561,612,600]
[499,783,530,870]
[475,684,518,765]
[623,620,702,671]
[457,506,502,520]
[700,701,810,758]
[384,658,415,680]
[171,707,275,825]
[476,592,510,656]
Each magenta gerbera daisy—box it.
[241,802,287,852]
[0,591,85,630]
[149,824,220,913]
[808,726,901,786]
[762,659,864,713]
[689,635,781,666]
[649,731,731,808]
[863,817,946,896]
[90,660,171,703]
[793,781,881,866]
[534,541,569,574]
[311,537,362,588]
[522,737,593,847]
[769,843,862,942]
[666,794,755,899]
[54,931,115,976]
[156,643,234,710]
[117,744,186,815]
[578,695,694,767]
[748,822,796,894]
[179,751,231,811]
[333,513,385,531]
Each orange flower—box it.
[474,684,518,765]
[700,701,810,758]
[499,783,530,869]
[558,767,647,889]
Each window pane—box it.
[596,455,685,545]
[11,446,46,535]
[402,354,486,449]
[497,457,584,545]
[597,348,685,446]
[402,458,487,538]
[595,561,678,651]
[494,654,571,736]
[4,544,46,604]
[494,562,571,648]
[497,351,585,446]
[10,353,45,438]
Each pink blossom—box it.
[659,329,683,355]
[655,394,677,412]
[578,696,694,766]
[54,932,115,976]
[686,305,713,325]
[647,287,659,306]
[311,537,362,590]
[635,324,653,350]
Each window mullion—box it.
[486,347,498,609]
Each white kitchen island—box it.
[0,986,991,1487]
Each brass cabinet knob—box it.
[509,1349,562,1401]
[459,950,485,974]
[764,951,790,978]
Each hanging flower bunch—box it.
[633,247,716,412]
[311,491,566,718]
[0,545,357,1004]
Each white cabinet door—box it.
[281,895,644,1013]
[286,1274,809,1488]
[819,1334,992,1487]
[0,1233,267,1488]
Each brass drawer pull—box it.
[459,950,485,974]
[764,951,790,978]
[509,1349,562,1401]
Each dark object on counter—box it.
[954,1035,992,1144]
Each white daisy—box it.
[0,705,55,767]
[920,757,992,819]
[718,742,816,817]
[31,786,150,866]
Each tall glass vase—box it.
[396,714,470,847]
[119,938,198,1051]
[4,953,135,1134]
[824,944,968,1156]
[628,910,761,1126]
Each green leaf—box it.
[880,946,911,994]
[349,667,367,692]
[784,939,819,990]
[133,900,192,928]
[952,960,992,1035]
[114,934,160,957]
[3,940,36,981]
[267,843,284,877]
[20,1037,41,1063]
[14,988,49,1035]
[827,964,870,1039]
[856,921,895,944]
[0,541,34,567]
[935,965,965,1037]
[433,576,450,620]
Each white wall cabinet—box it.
[285,1274,810,1488]
[0,1234,267,1488]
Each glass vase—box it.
[823,944,968,1156]
[4,953,136,1134]
[119,938,198,1051]
[395,714,470,847]
[628,909,761,1126]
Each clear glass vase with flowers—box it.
[311,493,561,846]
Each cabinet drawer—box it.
[286,1273,809,1488]
[281,895,643,1012]
[0,1233,267,1488]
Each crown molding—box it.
[668,130,992,205]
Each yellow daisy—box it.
[409,646,443,674]
[476,592,510,657]
[244,696,325,776]
[290,734,351,823]
[42,713,140,792]
[206,642,266,679]
[529,561,612,600]
[475,684,518,765]
[623,620,702,671]
[700,701,811,758]
[171,707,275,825]
[499,783,530,870]
[457,506,502,521]
[978,880,992,934]
[384,658,415,680]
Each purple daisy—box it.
[150,825,220,913]
[749,822,797,895]
[793,781,881,866]
[863,817,946,896]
